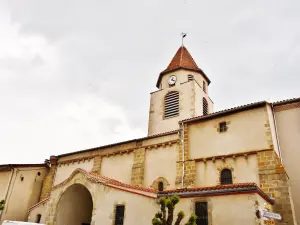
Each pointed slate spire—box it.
[156,45,210,88]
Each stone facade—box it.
[258,150,294,225]
[131,148,145,186]
[40,156,57,200]
[91,156,102,174]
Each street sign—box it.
[262,210,282,220]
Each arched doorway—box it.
[55,184,93,225]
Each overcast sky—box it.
[0,0,299,164]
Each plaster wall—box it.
[188,107,270,159]
[93,185,158,225]
[54,159,94,185]
[160,69,209,93]
[266,104,280,157]
[194,80,213,116]
[28,202,47,223]
[46,173,158,225]
[38,171,271,225]
[195,155,259,186]
[176,194,264,225]
[0,167,48,224]
[142,133,178,146]
[101,153,134,184]
[144,146,177,189]
[0,171,11,201]
[274,105,300,224]
[149,75,212,136]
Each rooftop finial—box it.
[181,32,187,46]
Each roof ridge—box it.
[89,171,157,193]
[160,182,258,194]
[180,101,268,123]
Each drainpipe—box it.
[180,122,185,189]
[0,167,15,221]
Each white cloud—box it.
[0,0,299,164]
[0,5,144,164]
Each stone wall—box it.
[91,156,102,174]
[176,124,196,188]
[40,156,57,200]
[131,148,145,186]
[258,150,294,225]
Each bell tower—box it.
[147,45,214,136]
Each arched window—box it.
[203,98,208,115]
[158,181,164,191]
[188,74,194,81]
[203,81,206,93]
[220,169,233,185]
[164,91,179,119]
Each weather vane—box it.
[181,32,187,46]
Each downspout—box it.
[180,122,185,188]
[0,167,15,221]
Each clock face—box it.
[168,75,177,85]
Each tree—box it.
[0,199,5,211]
[152,195,197,225]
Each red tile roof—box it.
[156,46,210,88]
[90,172,157,194]
[160,182,258,194]
[159,182,274,204]
[28,197,50,212]
[52,169,157,197]
[165,46,200,73]
[0,163,49,172]
[272,97,300,106]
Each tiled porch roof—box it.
[52,168,157,195]
[158,182,275,205]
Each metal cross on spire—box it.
[181,32,187,46]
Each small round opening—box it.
[37,172,41,176]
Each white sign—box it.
[262,210,282,220]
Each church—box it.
[0,45,299,225]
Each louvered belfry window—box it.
[220,169,233,185]
[203,98,208,115]
[164,91,179,119]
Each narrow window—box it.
[158,181,164,191]
[203,98,208,115]
[115,205,125,225]
[195,202,208,225]
[219,122,227,132]
[36,214,41,223]
[220,169,233,185]
[164,91,179,119]
[203,81,206,93]
[188,74,194,81]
